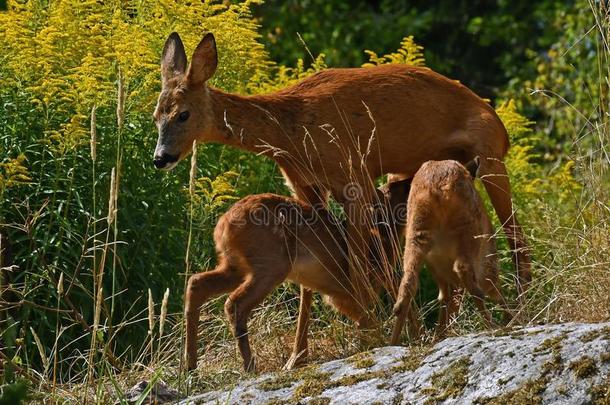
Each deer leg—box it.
[343,185,378,315]
[284,286,313,370]
[435,280,452,337]
[225,274,282,372]
[283,183,326,370]
[453,258,493,328]
[185,264,243,370]
[479,158,531,299]
[391,247,425,345]
[436,285,463,338]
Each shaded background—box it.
[253,0,572,100]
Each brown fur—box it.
[184,180,411,372]
[390,159,508,344]
[154,33,531,351]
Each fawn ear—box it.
[187,32,218,86]
[464,156,481,178]
[161,32,187,83]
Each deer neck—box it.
[206,87,296,158]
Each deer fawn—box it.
[185,179,411,372]
[154,32,531,353]
[390,158,508,344]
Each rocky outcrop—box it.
[181,322,610,404]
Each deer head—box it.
[152,32,218,170]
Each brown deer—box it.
[185,179,411,372]
[390,158,508,344]
[153,32,531,358]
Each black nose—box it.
[153,154,178,169]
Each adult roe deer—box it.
[184,179,411,372]
[390,158,509,344]
[152,32,531,356]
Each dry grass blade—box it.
[160,288,170,337]
[30,326,49,374]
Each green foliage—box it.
[497,100,581,212]
[253,0,570,98]
[191,171,241,214]
[504,0,607,154]
[248,53,327,93]
[363,36,425,68]
[0,155,31,196]
[0,380,28,405]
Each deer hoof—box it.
[283,352,307,370]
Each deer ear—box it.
[187,33,218,86]
[161,32,187,83]
[464,156,481,178]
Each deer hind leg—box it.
[453,258,493,328]
[479,157,531,299]
[435,285,464,338]
[435,280,462,338]
[284,286,313,370]
[185,264,243,370]
[225,274,282,372]
[391,246,425,345]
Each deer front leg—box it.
[185,264,243,370]
[342,183,378,315]
[284,286,313,370]
[282,183,327,370]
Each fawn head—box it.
[153,32,218,170]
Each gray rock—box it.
[180,322,610,404]
[122,379,182,404]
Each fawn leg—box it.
[436,285,463,338]
[435,281,452,337]
[225,274,282,372]
[284,286,313,370]
[185,264,243,370]
[391,247,425,345]
[453,258,493,327]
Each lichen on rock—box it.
[179,322,610,405]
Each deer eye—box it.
[178,111,190,122]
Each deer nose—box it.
[153,153,177,169]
